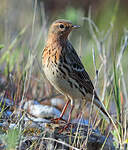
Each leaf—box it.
[0,44,4,50]
[124,139,128,144]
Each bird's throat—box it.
[47,33,67,46]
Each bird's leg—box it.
[60,98,70,119]
[59,100,74,133]
[67,104,74,123]
[51,98,70,123]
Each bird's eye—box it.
[59,24,64,29]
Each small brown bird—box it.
[42,19,111,124]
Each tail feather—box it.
[94,97,113,123]
[93,97,121,142]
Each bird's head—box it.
[47,19,80,41]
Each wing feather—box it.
[65,41,95,95]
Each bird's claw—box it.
[58,122,74,133]
[51,117,67,124]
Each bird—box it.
[42,19,111,125]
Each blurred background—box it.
[0,0,128,125]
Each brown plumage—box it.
[42,19,110,123]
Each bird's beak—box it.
[72,25,80,29]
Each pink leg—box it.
[60,99,70,119]
[51,99,70,123]
[59,104,74,133]
[67,104,74,123]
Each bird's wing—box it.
[65,41,95,95]
[63,42,111,122]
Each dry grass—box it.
[0,0,128,149]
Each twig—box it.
[83,8,104,62]
[107,33,128,87]
[41,137,80,150]
[119,64,127,142]
[81,48,99,149]
[92,48,98,82]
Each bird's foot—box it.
[58,122,74,133]
[51,117,67,124]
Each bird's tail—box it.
[93,97,113,124]
[93,96,121,143]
